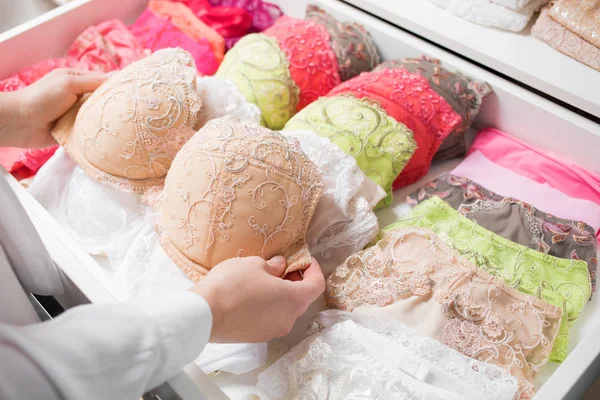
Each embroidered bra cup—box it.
[328,68,462,189]
[156,116,324,282]
[305,5,381,81]
[216,33,300,130]
[386,196,591,362]
[374,57,492,163]
[407,173,598,292]
[258,314,518,400]
[283,94,417,209]
[325,226,563,399]
[51,49,202,194]
[263,16,342,111]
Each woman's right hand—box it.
[190,256,325,343]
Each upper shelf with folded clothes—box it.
[340,0,600,120]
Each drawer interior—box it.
[1,0,599,399]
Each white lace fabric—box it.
[428,0,549,32]
[257,311,518,400]
[283,130,385,275]
[488,0,534,10]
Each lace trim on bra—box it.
[157,117,324,281]
[284,94,417,208]
[386,196,591,362]
[216,33,300,130]
[305,5,381,81]
[264,16,342,111]
[283,129,384,273]
[52,49,201,195]
[329,68,462,187]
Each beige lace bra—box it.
[52,48,202,194]
[326,226,562,399]
[156,117,325,281]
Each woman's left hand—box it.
[0,69,106,148]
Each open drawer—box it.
[1,0,600,399]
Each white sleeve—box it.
[0,291,212,400]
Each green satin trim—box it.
[385,196,592,362]
[284,95,416,208]
[216,34,300,130]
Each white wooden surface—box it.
[342,0,600,119]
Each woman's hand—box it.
[190,256,326,343]
[0,69,106,148]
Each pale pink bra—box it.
[156,117,324,281]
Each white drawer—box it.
[1,0,599,399]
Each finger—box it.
[290,258,325,299]
[264,255,287,277]
[284,271,303,282]
[62,70,107,95]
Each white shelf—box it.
[342,0,600,118]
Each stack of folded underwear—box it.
[427,0,549,32]
[532,0,599,71]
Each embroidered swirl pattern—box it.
[284,95,416,208]
[264,16,342,111]
[157,117,324,282]
[216,33,300,130]
[329,67,462,188]
[326,226,563,399]
[52,48,201,194]
[386,196,591,362]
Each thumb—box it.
[63,70,107,95]
[264,255,287,277]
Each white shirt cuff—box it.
[127,291,212,384]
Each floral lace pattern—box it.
[329,68,462,188]
[326,226,563,399]
[407,173,598,291]
[216,33,300,130]
[129,9,219,76]
[148,0,225,62]
[258,314,518,400]
[52,49,201,194]
[283,130,385,275]
[306,5,381,81]
[264,16,341,111]
[533,7,600,72]
[157,116,324,281]
[67,19,147,73]
[283,95,417,208]
[549,0,600,48]
[386,196,591,362]
[375,57,491,162]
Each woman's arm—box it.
[0,291,212,400]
